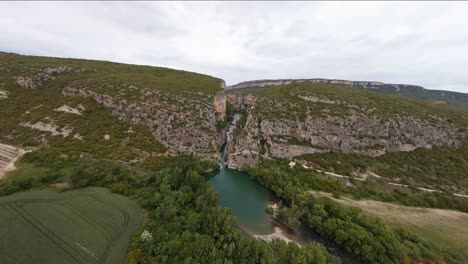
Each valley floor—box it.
[309,190,468,255]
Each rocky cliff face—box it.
[228,79,385,90]
[63,85,224,160]
[13,66,91,89]
[226,92,466,169]
[213,94,226,120]
[226,93,257,109]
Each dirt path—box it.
[301,164,468,198]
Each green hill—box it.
[0,52,225,166]
[228,78,468,110]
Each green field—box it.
[0,187,142,264]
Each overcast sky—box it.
[1,2,467,92]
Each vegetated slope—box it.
[225,82,467,193]
[228,78,468,110]
[0,187,142,264]
[0,52,225,162]
[298,142,468,195]
[247,159,468,264]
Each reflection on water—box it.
[208,165,272,234]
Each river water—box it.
[207,116,356,263]
[208,158,272,235]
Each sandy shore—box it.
[244,198,306,247]
[254,227,300,246]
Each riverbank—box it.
[254,227,298,245]
[254,198,306,247]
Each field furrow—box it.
[0,187,142,264]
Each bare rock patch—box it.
[55,105,82,115]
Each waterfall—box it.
[220,143,228,168]
[220,114,241,169]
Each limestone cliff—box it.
[213,94,227,120]
[62,86,225,159]
[225,85,466,169]
[226,93,257,109]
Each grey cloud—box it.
[0,2,467,93]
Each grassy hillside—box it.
[228,79,468,110]
[370,83,468,111]
[229,82,468,124]
[0,187,142,264]
[0,52,222,96]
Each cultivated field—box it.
[0,187,142,264]
[0,143,25,178]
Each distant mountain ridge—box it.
[228,78,468,110]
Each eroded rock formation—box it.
[226,94,464,169]
[62,86,224,160]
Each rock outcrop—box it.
[21,118,76,138]
[0,88,7,99]
[14,66,91,89]
[213,94,226,120]
[226,94,257,109]
[62,86,223,159]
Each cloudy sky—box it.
[1,2,467,92]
